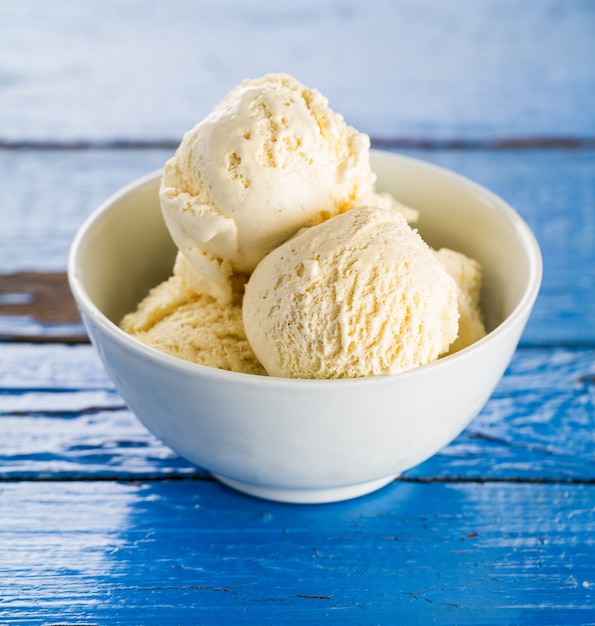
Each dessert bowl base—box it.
[211,473,398,504]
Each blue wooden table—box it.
[1,2,594,623]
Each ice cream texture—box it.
[121,73,486,378]
[243,207,460,378]
[160,73,416,304]
[435,248,487,355]
[120,274,266,376]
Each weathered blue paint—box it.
[1,0,594,142]
[1,480,594,623]
[1,0,594,621]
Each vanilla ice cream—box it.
[243,206,460,379]
[120,274,265,376]
[435,248,487,353]
[160,73,416,303]
[121,73,487,379]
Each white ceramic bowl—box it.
[68,151,542,503]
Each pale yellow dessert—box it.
[435,248,487,354]
[159,73,415,304]
[120,273,265,376]
[121,73,487,378]
[243,206,460,379]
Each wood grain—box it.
[0,273,75,322]
[1,480,593,623]
[1,1,594,142]
[0,275,87,343]
[1,3,594,620]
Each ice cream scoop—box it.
[435,248,487,354]
[120,274,265,376]
[243,206,459,379]
[160,73,415,303]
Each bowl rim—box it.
[68,150,543,389]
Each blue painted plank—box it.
[1,480,593,623]
[1,148,594,344]
[0,1,591,618]
[0,149,172,273]
[1,1,594,142]
[1,344,593,481]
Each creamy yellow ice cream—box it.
[121,73,486,379]
[435,248,487,354]
[160,73,415,304]
[242,206,460,378]
[120,274,265,376]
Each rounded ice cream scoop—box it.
[243,206,460,379]
[160,73,415,303]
